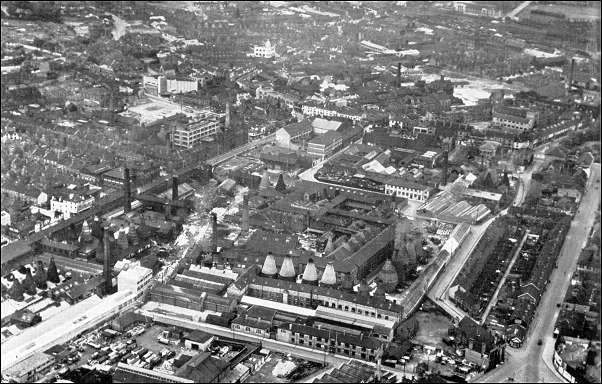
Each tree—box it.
[275,173,287,193]
[47,257,60,283]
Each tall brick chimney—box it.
[172,176,179,201]
[241,193,249,235]
[103,226,112,293]
[211,212,218,254]
[442,150,448,186]
[123,168,131,213]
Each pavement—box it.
[478,230,529,326]
[426,215,496,322]
[475,163,601,383]
[506,1,533,20]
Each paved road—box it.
[476,163,601,383]
[427,215,496,322]
[478,230,529,325]
[506,1,532,20]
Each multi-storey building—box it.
[302,102,363,122]
[171,112,223,149]
[307,131,343,161]
[49,186,95,218]
[492,106,537,132]
[276,323,383,361]
[251,40,276,58]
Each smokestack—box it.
[124,168,131,213]
[172,176,179,201]
[278,254,296,280]
[103,227,112,293]
[442,150,448,186]
[211,213,218,254]
[319,261,337,286]
[397,62,401,87]
[567,58,575,95]
[358,278,371,297]
[302,258,318,284]
[241,193,249,235]
[259,168,270,190]
[225,102,231,129]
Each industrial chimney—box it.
[103,226,113,294]
[211,212,218,254]
[258,168,270,190]
[225,102,231,129]
[123,168,131,213]
[172,176,179,201]
[567,58,575,95]
[442,150,448,187]
[241,193,249,235]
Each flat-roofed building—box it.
[2,351,55,383]
[307,131,343,161]
[171,112,223,149]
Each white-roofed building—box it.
[1,290,137,371]
[117,264,153,299]
[311,117,342,134]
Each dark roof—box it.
[176,352,228,383]
[458,316,495,352]
[232,316,272,331]
[246,305,276,322]
[246,274,403,314]
[282,120,312,138]
[245,230,299,256]
[308,131,342,146]
[1,240,32,264]
[186,330,213,343]
[286,323,383,350]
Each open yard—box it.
[411,310,454,352]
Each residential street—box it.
[475,163,601,383]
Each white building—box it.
[311,117,342,134]
[302,104,363,122]
[275,121,313,149]
[492,106,537,132]
[117,264,153,300]
[171,111,223,149]
[307,131,343,161]
[252,40,276,58]
[1,211,11,227]
[384,179,431,202]
[142,76,199,96]
[49,189,95,219]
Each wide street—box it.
[476,163,601,383]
